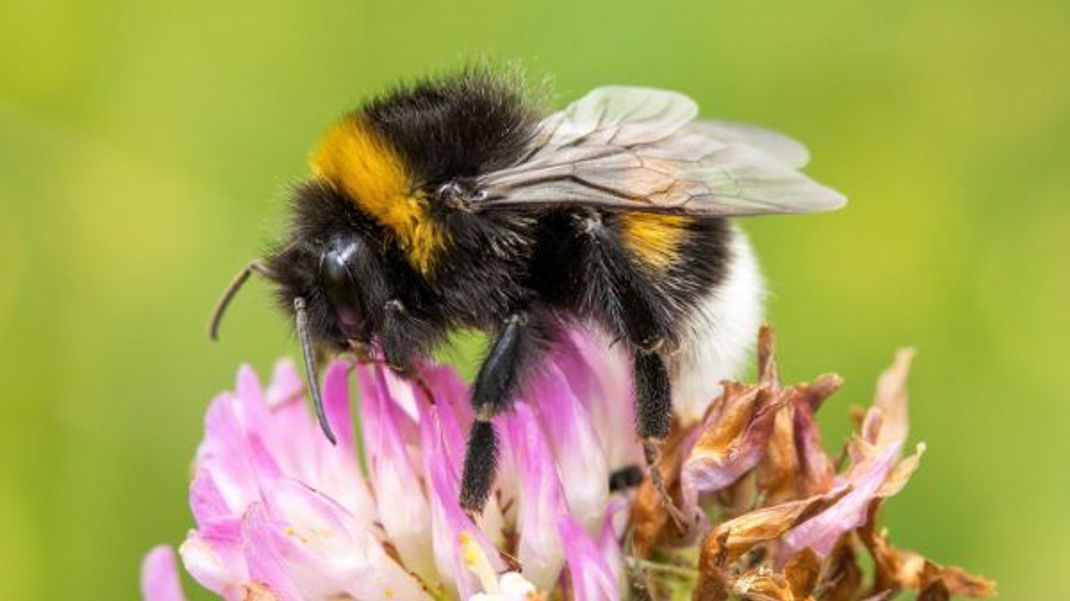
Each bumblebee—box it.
[209,70,845,518]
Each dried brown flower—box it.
[623,324,995,601]
[859,503,996,599]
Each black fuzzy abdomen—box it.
[528,208,732,345]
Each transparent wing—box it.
[531,86,699,150]
[475,87,845,216]
[687,119,810,169]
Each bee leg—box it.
[582,219,691,529]
[380,299,422,373]
[634,346,672,440]
[635,347,691,532]
[460,310,547,515]
[606,257,691,529]
[373,298,442,401]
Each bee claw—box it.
[642,438,692,533]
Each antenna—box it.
[208,260,276,341]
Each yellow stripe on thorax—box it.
[620,212,691,270]
[310,116,444,275]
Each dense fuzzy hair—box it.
[531,211,731,351]
[265,69,738,512]
[362,69,540,186]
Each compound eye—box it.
[322,241,365,336]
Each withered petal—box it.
[794,373,843,413]
[931,565,997,598]
[695,387,767,453]
[860,503,996,599]
[756,382,839,506]
[917,579,951,601]
[756,404,801,505]
[792,398,837,496]
[681,386,786,510]
[705,488,850,559]
[693,531,731,601]
[732,569,796,601]
[784,548,821,598]
[692,572,730,601]
[813,539,863,601]
[868,348,914,449]
[875,443,925,499]
[758,324,780,388]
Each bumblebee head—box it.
[267,180,391,351]
[208,180,390,445]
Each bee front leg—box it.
[379,299,432,374]
[365,298,444,408]
[460,309,548,515]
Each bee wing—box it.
[687,119,811,169]
[474,87,845,216]
[530,86,700,150]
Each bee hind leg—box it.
[608,256,692,530]
[584,218,694,531]
[634,347,672,439]
[635,346,691,532]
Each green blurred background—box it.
[2,0,1067,598]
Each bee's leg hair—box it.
[634,346,672,439]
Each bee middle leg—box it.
[460,308,550,515]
